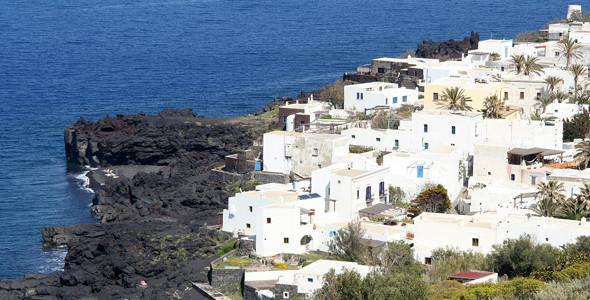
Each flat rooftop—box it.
[333,169,370,177]
[264,130,347,140]
[414,109,482,118]
[241,189,299,203]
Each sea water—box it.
[0,0,575,279]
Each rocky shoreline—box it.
[0,105,283,300]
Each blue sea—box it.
[0,0,576,279]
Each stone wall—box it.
[208,268,244,292]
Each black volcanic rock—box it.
[416,31,479,59]
[0,108,280,299]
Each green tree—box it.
[437,87,473,111]
[563,109,590,142]
[388,186,407,207]
[523,55,545,76]
[544,75,564,93]
[412,184,451,214]
[313,269,364,300]
[328,220,368,263]
[559,197,590,220]
[362,272,430,300]
[482,94,504,118]
[538,93,554,113]
[554,90,570,103]
[426,248,493,284]
[575,140,590,169]
[370,240,422,276]
[538,180,566,204]
[490,234,558,278]
[558,38,583,68]
[320,80,352,109]
[511,54,526,75]
[569,64,587,102]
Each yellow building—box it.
[424,77,503,112]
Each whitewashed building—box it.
[382,145,468,201]
[413,212,590,263]
[310,163,390,219]
[263,131,349,177]
[344,82,419,112]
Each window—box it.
[501,66,505,72]
[424,143,429,150]
[360,93,364,100]
[377,67,385,73]
[379,181,385,195]
[510,174,515,181]
[555,51,560,56]
[424,124,428,132]
[300,120,305,126]
[376,137,381,142]
[283,116,287,123]
[488,171,491,175]
[308,278,314,283]
[504,92,509,100]
[451,126,456,135]
[531,176,536,185]
[366,186,372,201]
[352,135,356,139]
[317,164,322,169]
[472,238,479,247]
[246,223,251,228]
[414,70,418,76]
[385,98,388,105]
[312,148,318,156]
[451,143,455,146]
[284,237,289,244]
[536,92,541,99]
[417,165,424,178]
[329,231,336,237]
[356,92,360,99]
[403,95,407,102]
[546,238,549,242]
[433,93,439,100]
[520,91,524,99]
[395,139,399,147]
[249,206,253,212]
[393,97,398,103]
[283,291,290,299]
[356,189,360,199]
[267,218,271,224]
[425,257,432,265]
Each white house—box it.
[341,124,414,152]
[344,82,419,112]
[542,102,589,120]
[244,260,373,298]
[382,145,468,201]
[310,163,390,219]
[222,185,334,257]
[413,212,590,263]
[263,131,349,177]
[409,110,484,154]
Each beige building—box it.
[424,77,503,111]
[501,77,547,117]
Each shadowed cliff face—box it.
[0,108,279,299]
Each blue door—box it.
[255,161,261,171]
[379,181,385,196]
[417,166,424,178]
[366,186,371,201]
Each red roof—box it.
[449,271,494,280]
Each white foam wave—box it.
[37,248,67,274]
[73,170,95,194]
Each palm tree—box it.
[511,54,525,75]
[532,197,561,217]
[553,91,570,103]
[576,183,590,210]
[544,76,564,93]
[575,140,590,169]
[523,55,544,76]
[570,64,587,102]
[558,197,590,220]
[482,94,504,118]
[538,94,553,113]
[558,38,583,68]
[437,87,473,111]
[537,181,566,204]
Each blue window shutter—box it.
[417,166,423,178]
